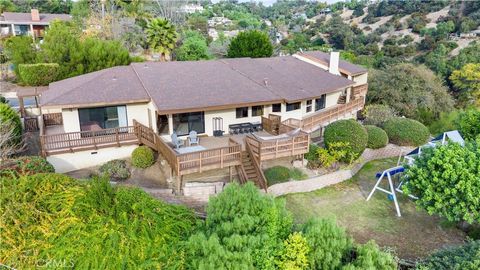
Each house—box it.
[207,17,233,28]
[36,51,368,192]
[181,4,204,14]
[0,9,71,39]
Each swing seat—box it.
[375,167,405,178]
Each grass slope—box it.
[281,158,466,260]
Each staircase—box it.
[236,141,268,191]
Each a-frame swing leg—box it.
[366,172,385,201]
[387,173,401,217]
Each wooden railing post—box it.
[115,128,120,147]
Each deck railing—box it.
[261,114,281,135]
[245,131,310,162]
[134,120,242,176]
[40,126,138,156]
[43,113,63,126]
[284,98,365,132]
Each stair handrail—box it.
[245,139,268,191]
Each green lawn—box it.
[281,158,466,260]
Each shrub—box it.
[383,117,429,146]
[417,241,480,270]
[349,241,396,269]
[0,103,22,145]
[363,104,396,127]
[265,166,291,185]
[18,63,59,86]
[404,142,480,224]
[184,182,292,269]
[276,232,310,270]
[324,119,368,162]
[131,146,155,168]
[456,109,480,140]
[99,159,130,181]
[305,144,320,162]
[428,110,461,136]
[14,156,54,175]
[0,173,196,268]
[302,218,352,269]
[365,125,388,149]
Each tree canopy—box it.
[450,63,480,106]
[176,31,211,61]
[146,18,179,60]
[367,63,454,124]
[227,30,273,58]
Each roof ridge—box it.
[130,64,156,109]
[219,59,284,101]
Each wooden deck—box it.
[283,98,365,132]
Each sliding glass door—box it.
[78,105,127,131]
[172,111,205,136]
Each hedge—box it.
[363,104,395,127]
[417,241,480,270]
[383,117,429,146]
[365,125,388,149]
[0,103,22,145]
[131,146,155,168]
[324,119,368,162]
[18,63,59,86]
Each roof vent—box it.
[31,9,40,21]
[112,75,117,81]
[263,78,268,87]
[143,63,148,68]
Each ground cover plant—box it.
[98,159,130,181]
[264,166,308,185]
[0,173,196,269]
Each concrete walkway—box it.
[268,144,414,197]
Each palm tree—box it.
[145,18,178,61]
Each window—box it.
[172,111,205,136]
[252,105,264,117]
[315,94,326,111]
[157,114,169,135]
[286,102,301,112]
[236,107,248,118]
[78,105,127,131]
[272,103,281,113]
[306,100,312,113]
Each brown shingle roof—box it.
[301,51,368,75]
[40,66,150,108]
[1,12,71,24]
[224,57,354,102]
[40,54,358,111]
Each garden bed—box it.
[281,158,467,260]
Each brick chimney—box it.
[31,9,40,21]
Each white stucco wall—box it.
[204,107,264,136]
[126,103,150,127]
[62,108,80,133]
[353,73,368,85]
[47,145,137,173]
[59,103,150,133]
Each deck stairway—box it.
[236,141,268,191]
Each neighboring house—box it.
[0,9,71,39]
[181,4,204,14]
[207,16,233,28]
[35,51,368,192]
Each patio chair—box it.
[171,132,183,149]
[188,130,199,146]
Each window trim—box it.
[306,100,312,113]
